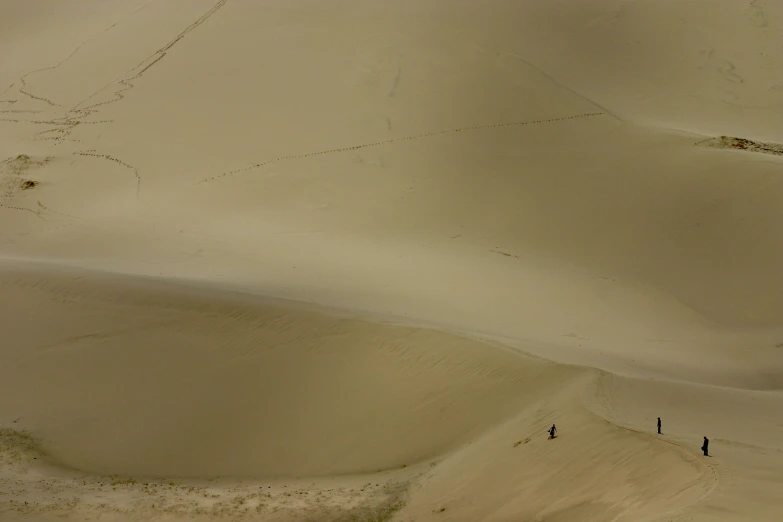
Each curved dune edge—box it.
[0,262,718,521]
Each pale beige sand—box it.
[2,0,783,520]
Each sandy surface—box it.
[2,0,782,520]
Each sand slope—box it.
[1,261,554,479]
[2,0,783,520]
[0,262,727,521]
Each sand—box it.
[1,0,782,520]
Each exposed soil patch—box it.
[0,154,50,201]
[696,136,783,156]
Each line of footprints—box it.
[198,111,604,184]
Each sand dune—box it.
[0,261,556,479]
[0,261,741,521]
[2,0,783,520]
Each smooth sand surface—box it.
[2,1,782,520]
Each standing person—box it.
[548,424,557,439]
[657,417,662,434]
[701,436,709,456]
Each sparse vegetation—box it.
[0,427,41,463]
[348,500,406,522]
[110,478,138,486]
[371,500,405,522]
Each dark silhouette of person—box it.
[657,417,662,434]
[548,424,557,439]
[702,436,709,456]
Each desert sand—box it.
[1,0,782,520]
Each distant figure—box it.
[548,424,557,439]
[702,436,709,456]
[657,417,662,434]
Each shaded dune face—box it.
[0,265,556,478]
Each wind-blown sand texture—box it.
[1,0,782,520]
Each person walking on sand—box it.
[701,436,709,456]
[657,417,662,434]
[548,424,557,439]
